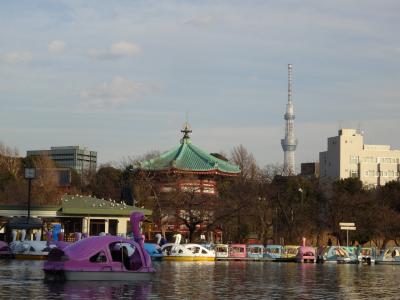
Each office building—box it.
[319,129,400,187]
[27,146,97,177]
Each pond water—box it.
[0,260,398,299]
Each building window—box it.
[350,170,358,178]
[90,219,105,236]
[350,156,358,164]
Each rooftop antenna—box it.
[357,122,364,135]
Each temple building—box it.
[137,123,240,241]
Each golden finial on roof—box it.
[181,122,192,141]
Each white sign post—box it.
[339,222,356,247]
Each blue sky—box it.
[0,1,399,168]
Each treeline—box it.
[1,142,400,247]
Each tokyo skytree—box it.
[281,64,298,175]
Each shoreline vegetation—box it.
[1,143,400,248]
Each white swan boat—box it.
[161,234,215,261]
[10,230,56,260]
[376,247,400,265]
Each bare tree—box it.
[30,155,63,205]
[231,144,259,181]
[0,142,21,178]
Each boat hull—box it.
[14,254,47,260]
[273,257,297,263]
[163,256,215,262]
[375,260,400,265]
[45,270,154,281]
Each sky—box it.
[0,1,399,169]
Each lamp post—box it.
[298,188,303,208]
[24,168,36,222]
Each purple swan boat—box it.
[44,212,155,281]
[0,241,13,258]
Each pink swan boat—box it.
[43,212,155,281]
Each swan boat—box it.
[296,246,316,263]
[317,246,358,264]
[264,245,283,261]
[214,244,229,260]
[43,212,155,281]
[296,238,316,263]
[246,244,265,260]
[10,231,56,260]
[144,234,164,261]
[227,244,247,260]
[274,245,299,262]
[376,247,400,265]
[0,241,13,258]
[161,234,215,261]
[357,247,376,264]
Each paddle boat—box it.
[317,246,358,264]
[274,245,298,262]
[296,238,316,263]
[144,243,163,261]
[10,230,56,260]
[144,233,163,261]
[160,233,187,259]
[228,244,247,260]
[343,246,358,257]
[43,212,155,281]
[376,247,400,265]
[296,246,316,263]
[184,243,215,261]
[0,241,13,258]
[357,247,376,264]
[246,244,265,260]
[264,245,283,261]
[214,244,229,260]
[161,234,215,261]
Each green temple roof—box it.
[139,124,240,176]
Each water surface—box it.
[0,260,397,299]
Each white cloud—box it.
[88,41,140,60]
[185,16,215,27]
[48,40,66,53]
[80,76,145,108]
[110,41,140,56]
[2,51,32,63]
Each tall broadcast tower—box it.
[281,64,298,175]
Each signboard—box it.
[339,222,355,227]
[340,226,356,230]
[339,222,356,246]
[24,168,36,179]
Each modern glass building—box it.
[27,146,97,176]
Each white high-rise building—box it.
[319,129,400,187]
[281,64,298,175]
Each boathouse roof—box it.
[0,195,151,218]
[60,194,151,216]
